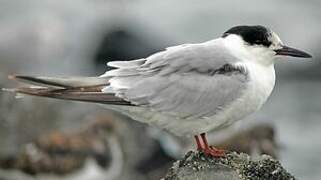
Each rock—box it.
[0,114,120,175]
[0,111,167,180]
[162,151,296,180]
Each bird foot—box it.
[197,144,225,157]
[195,133,226,157]
[206,146,225,157]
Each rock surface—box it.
[162,151,296,180]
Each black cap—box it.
[222,25,272,47]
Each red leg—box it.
[194,135,202,150]
[200,133,209,149]
[196,133,225,157]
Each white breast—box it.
[197,62,276,134]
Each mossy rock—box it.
[163,151,296,180]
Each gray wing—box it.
[102,39,249,119]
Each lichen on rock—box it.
[162,151,296,180]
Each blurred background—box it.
[0,0,320,179]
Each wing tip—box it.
[8,75,33,82]
[8,74,17,80]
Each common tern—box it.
[6,25,312,157]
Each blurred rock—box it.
[162,151,296,180]
[93,27,170,74]
[0,114,118,178]
[215,124,278,158]
[135,141,175,180]
[0,112,160,180]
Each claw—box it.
[208,146,225,157]
[194,133,226,158]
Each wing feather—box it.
[102,39,249,119]
[107,58,145,68]
[9,75,108,88]
[6,76,132,105]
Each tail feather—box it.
[5,75,133,106]
[9,75,109,88]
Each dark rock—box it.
[162,151,296,180]
[93,28,168,75]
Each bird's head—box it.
[222,25,312,65]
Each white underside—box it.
[105,62,276,137]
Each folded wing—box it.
[102,40,249,119]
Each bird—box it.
[5,25,312,157]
